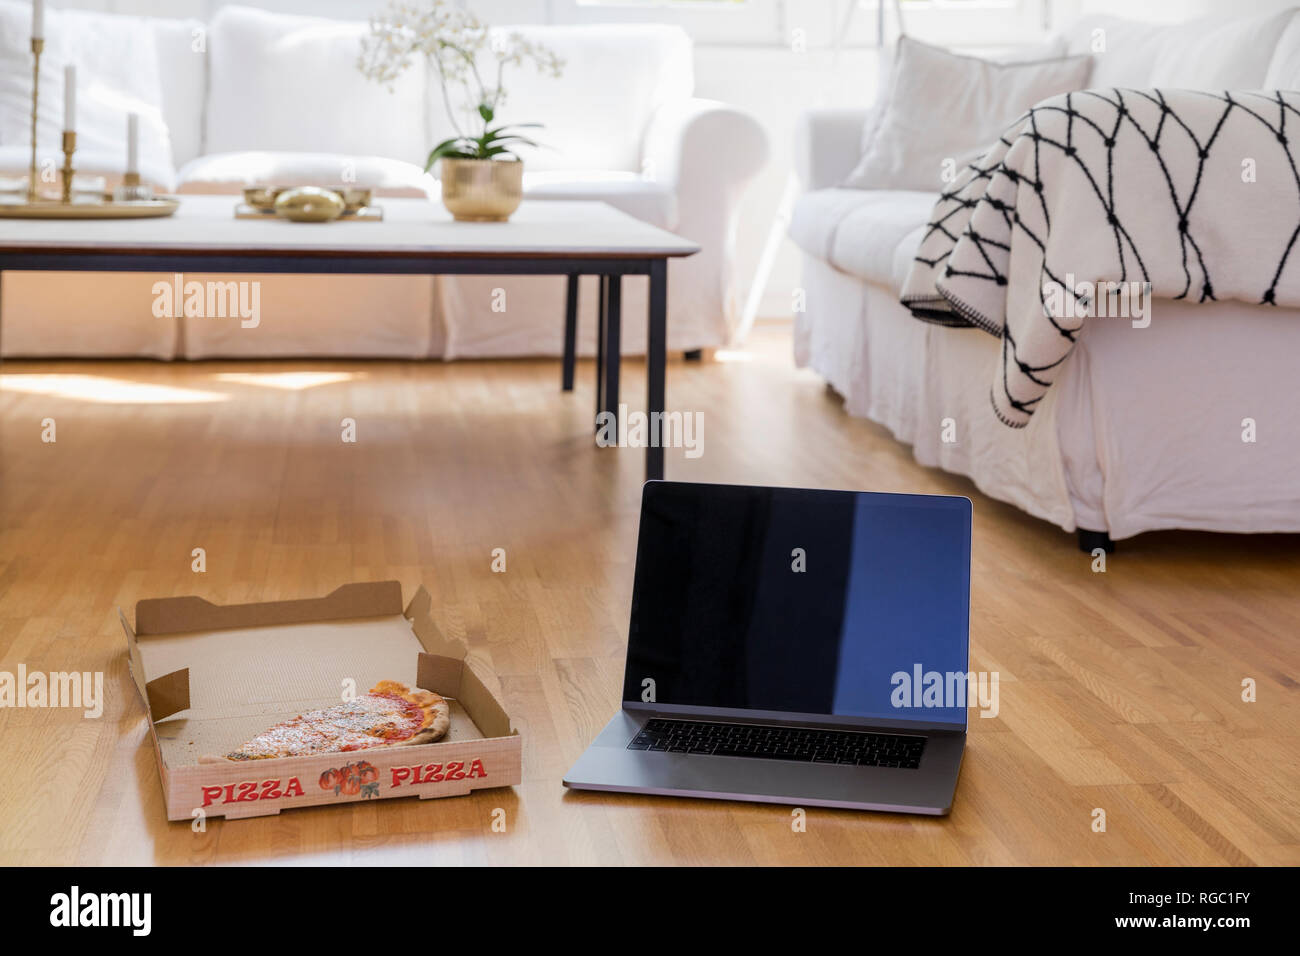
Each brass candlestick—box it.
[60,130,75,204]
[28,37,43,202]
[113,170,153,203]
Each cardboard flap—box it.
[119,608,150,701]
[135,581,404,636]
[405,586,468,660]
[417,652,464,698]
[458,662,514,738]
[145,668,191,722]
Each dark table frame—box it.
[0,248,670,480]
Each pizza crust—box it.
[371,680,451,746]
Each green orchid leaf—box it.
[487,136,540,149]
[425,137,477,170]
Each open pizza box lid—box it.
[120,581,515,772]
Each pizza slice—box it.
[204,681,450,762]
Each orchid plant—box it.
[358,1,564,171]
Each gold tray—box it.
[0,197,180,219]
[234,203,384,222]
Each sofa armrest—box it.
[642,97,768,201]
[641,97,768,344]
[794,108,869,191]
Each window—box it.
[550,0,1047,48]
[552,0,785,45]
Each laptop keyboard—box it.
[628,718,925,769]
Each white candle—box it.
[63,64,75,132]
[32,0,44,41]
[126,113,139,174]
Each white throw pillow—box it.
[844,36,1092,193]
[151,17,206,168]
[1063,10,1296,90]
[857,37,1070,165]
[436,24,693,173]
[205,6,429,164]
[0,0,174,187]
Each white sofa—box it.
[0,3,767,359]
[791,8,1300,543]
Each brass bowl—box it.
[243,185,281,212]
[244,185,372,215]
[273,186,345,223]
[335,186,373,213]
[440,158,523,222]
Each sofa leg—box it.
[1077,529,1115,554]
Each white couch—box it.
[791,8,1300,543]
[0,3,767,359]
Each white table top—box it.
[0,195,699,260]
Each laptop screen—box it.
[622,483,971,729]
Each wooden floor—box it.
[0,325,1296,866]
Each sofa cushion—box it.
[0,0,175,188]
[790,188,874,260]
[844,36,1091,193]
[790,188,937,290]
[892,224,930,293]
[177,151,434,197]
[1061,10,1295,89]
[432,25,693,173]
[205,6,428,164]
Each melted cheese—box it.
[227,691,424,759]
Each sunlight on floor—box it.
[713,349,755,363]
[212,371,360,390]
[0,374,229,404]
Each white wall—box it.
[1062,0,1295,20]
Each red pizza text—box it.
[200,777,306,807]
[390,759,487,787]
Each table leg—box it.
[646,260,667,482]
[562,273,578,392]
[595,274,608,431]
[604,274,621,428]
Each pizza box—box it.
[120,581,521,821]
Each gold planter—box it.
[440,158,523,222]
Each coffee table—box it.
[0,196,699,480]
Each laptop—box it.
[563,481,972,815]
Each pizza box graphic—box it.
[120,581,521,822]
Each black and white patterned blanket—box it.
[900,89,1300,427]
